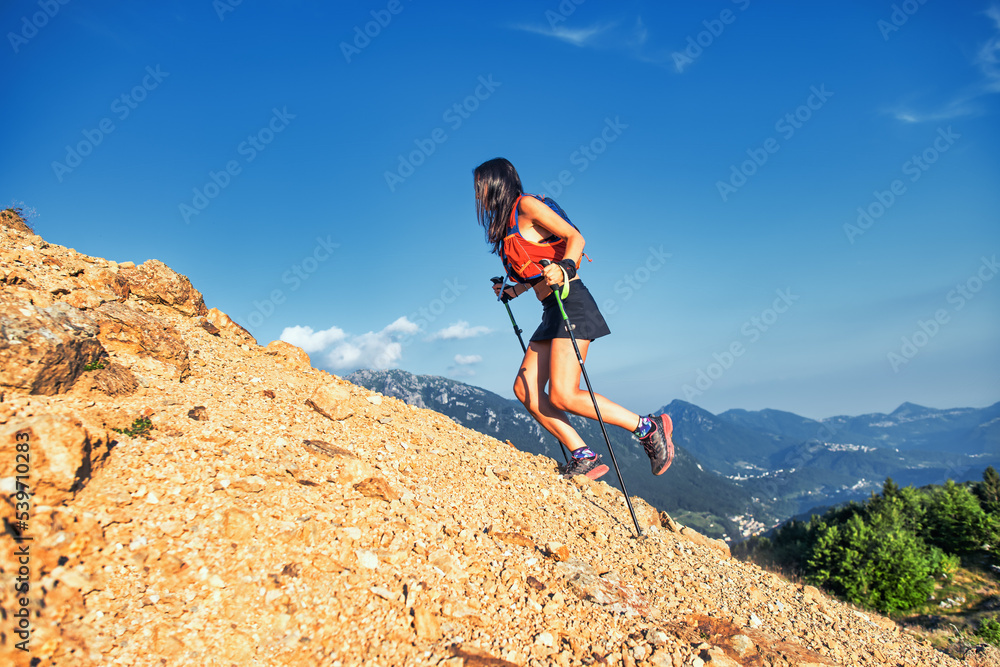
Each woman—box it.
[473,157,674,480]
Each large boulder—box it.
[0,414,111,511]
[80,266,130,302]
[119,259,207,317]
[206,307,257,345]
[265,339,311,368]
[0,294,105,395]
[94,301,190,379]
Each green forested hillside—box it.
[735,468,1000,650]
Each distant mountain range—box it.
[346,369,1000,542]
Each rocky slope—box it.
[1,218,995,666]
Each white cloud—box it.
[454,354,482,365]
[978,5,1000,92]
[513,21,617,48]
[280,317,419,371]
[890,6,1000,122]
[512,15,675,69]
[429,321,492,340]
[279,324,346,353]
[385,316,420,335]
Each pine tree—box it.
[977,466,1000,515]
[923,480,989,554]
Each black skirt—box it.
[530,280,611,342]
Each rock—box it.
[62,288,109,310]
[355,550,378,570]
[197,319,220,335]
[730,634,755,658]
[264,339,311,367]
[301,439,355,459]
[535,632,555,647]
[305,384,353,421]
[631,496,662,530]
[0,414,109,510]
[336,458,377,486]
[413,604,441,640]
[647,647,673,667]
[647,629,668,645]
[205,307,257,345]
[678,526,731,559]
[802,585,822,601]
[491,531,535,549]
[0,294,106,395]
[702,647,741,667]
[354,476,400,502]
[188,406,208,421]
[72,362,139,397]
[118,259,207,317]
[2,267,35,287]
[546,541,570,562]
[564,569,614,606]
[659,512,679,531]
[94,301,190,378]
[81,266,130,301]
[230,476,265,493]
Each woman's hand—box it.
[492,278,523,302]
[542,262,565,287]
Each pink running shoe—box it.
[639,414,674,475]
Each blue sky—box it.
[3,0,998,420]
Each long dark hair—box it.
[473,157,523,256]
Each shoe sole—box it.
[586,464,609,480]
[653,414,674,476]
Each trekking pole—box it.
[540,260,643,538]
[491,277,526,354]
[491,276,569,465]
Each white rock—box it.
[370,586,396,601]
[355,549,379,570]
[534,631,554,647]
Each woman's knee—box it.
[513,378,537,413]
[549,387,576,412]
[512,377,527,403]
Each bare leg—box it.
[546,338,641,431]
[512,340,589,453]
